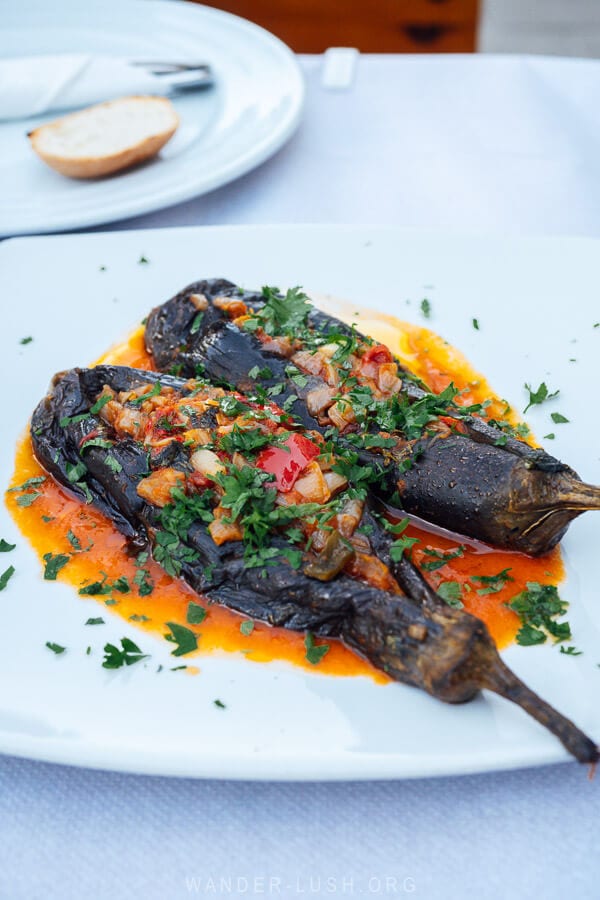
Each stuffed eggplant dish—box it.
[29,365,599,763]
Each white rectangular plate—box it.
[0,224,599,780]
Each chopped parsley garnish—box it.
[59,413,89,427]
[436,581,464,608]
[544,433,555,440]
[0,566,15,591]
[420,545,465,572]
[20,336,33,345]
[190,311,204,334]
[338,381,471,442]
[560,646,583,656]
[65,460,87,484]
[133,559,154,596]
[164,622,198,657]
[102,638,149,668]
[304,632,330,665]
[89,393,112,415]
[285,365,309,388]
[45,642,66,655]
[186,602,207,625]
[80,439,114,452]
[488,418,531,444]
[0,539,16,552]
[8,476,46,493]
[129,614,150,622]
[129,382,162,406]
[248,365,273,380]
[66,530,82,552]
[471,567,514,595]
[16,492,41,507]
[85,617,105,626]
[138,255,150,265]
[245,286,312,337]
[472,318,480,330]
[240,620,254,636]
[213,464,323,567]
[420,298,431,318]
[507,582,571,646]
[381,517,419,561]
[217,426,276,457]
[104,455,123,474]
[550,412,569,424]
[154,489,213,576]
[42,553,70,580]
[523,382,559,414]
[78,574,130,596]
[214,699,226,709]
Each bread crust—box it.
[28,96,179,179]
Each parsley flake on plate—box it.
[102,638,149,669]
[523,382,559,414]
[0,566,15,591]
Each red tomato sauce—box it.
[7,314,564,678]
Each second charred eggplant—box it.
[144,279,600,555]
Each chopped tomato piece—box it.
[362,344,394,366]
[256,433,320,492]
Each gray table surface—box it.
[2,54,599,899]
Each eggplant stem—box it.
[549,480,600,511]
[481,656,599,764]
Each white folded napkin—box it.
[0,55,181,121]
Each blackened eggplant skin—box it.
[145,279,600,555]
[30,365,599,764]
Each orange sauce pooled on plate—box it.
[7,316,563,678]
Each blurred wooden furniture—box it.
[193,0,479,53]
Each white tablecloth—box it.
[2,55,599,899]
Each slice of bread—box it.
[28,96,179,179]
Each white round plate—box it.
[0,0,304,236]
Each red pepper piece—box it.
[256,433,320,492]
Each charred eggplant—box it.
[30,365,599,763]
[144,279,600,555]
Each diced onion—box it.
[136,468,185,508]
[328,400,356,431]
[294,461,331,503]
[378,363,402,394]
[260,336,294,357]
[336,498,363,537]
[208,517,243,545]
[291,350,323,376]
[306,385,336,417]
[190,448,225,477]
[189,292,208,311]
[323,471,348,496]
